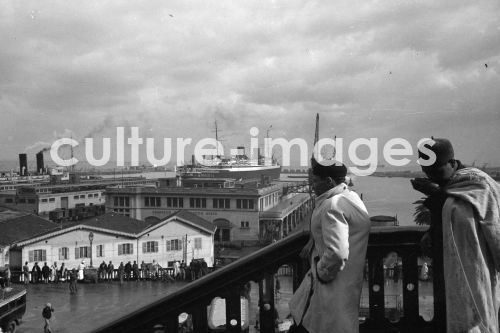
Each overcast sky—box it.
[1,0,499,168]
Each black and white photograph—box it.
[0,1,499,332]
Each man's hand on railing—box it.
[299,238,313,260]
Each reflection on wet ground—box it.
[17,280,187,333]
[16,275,434,332]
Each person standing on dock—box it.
[107,261,114,281]
[118,262,125,284]
[59,263,67,282]
[69,269,78,294]
[23,261,30,284]
[412,138,500,333]
[289,158,371,333]
[124,261,132,281]
[42,262,50,284]
[51,262,58,283]
[42,302,54,333]
[77,261,85,281]
[132,261,140,281]
[99,261,107,281]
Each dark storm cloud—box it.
[0,0,499,165]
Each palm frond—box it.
[413,197,431,225]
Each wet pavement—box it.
[17,280,188,333]
[15,276,434,333]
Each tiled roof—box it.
[80,213,157,235]
[0,208,29,223]
[12,210,214,247]
[169,210,216,233]
[0,208,59,245]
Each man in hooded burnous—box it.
[412,138,500,332]
[289,159,371,333]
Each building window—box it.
[114,196,130,207]
[240,221,250,228]
[49,198,55,202]
[59,247,69,260]
[80,195,85,199]
[75,246,91,259]
[213,198,230,209]
[96,245,104,257]
[94,193,99,198]
[118,243,134,255]
[5,198,13,203]
[28,198,36,204]
[19,198,26,203]
[41,198,48,203]
[166,239,183,251]
[194,237,202,249]
[237,199,254,210]
[142,241,159,253]
[29,249,46,262]
[74,195,79,200]
[190,198,206,208]
[145,197,161,207]
[166,197,183,208]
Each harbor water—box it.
[352,175,423,226]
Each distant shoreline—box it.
[370,171,425,179]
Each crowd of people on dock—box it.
[16,258,210,284]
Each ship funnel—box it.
[236,146,247,159]
[19,153,28,176]
[36,152,44,174]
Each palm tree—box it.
[413,198,431,225]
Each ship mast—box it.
[213,120,224,159]
[267,125,273,165]
[312,113,319,160]
[215,120,219,157]
[311,113,336,160]
[70,134,75,172]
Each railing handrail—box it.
[92,230,310,332]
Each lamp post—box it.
[88,231,94,268]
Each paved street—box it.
[17,280,188,333]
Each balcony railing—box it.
[92,226,445,333]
